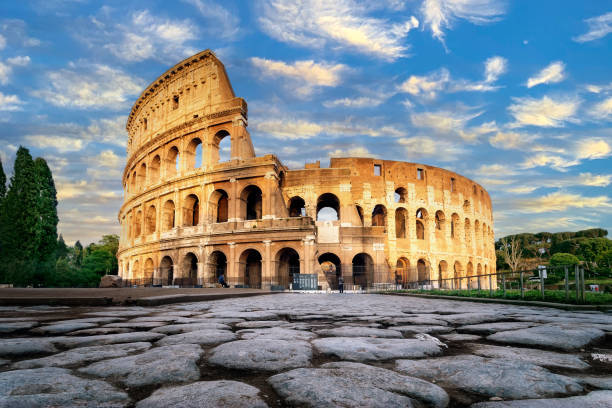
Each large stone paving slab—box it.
[208,339,311,371]
[155,329,237,346]
[135,380,268,408]
[457,322,535,335]
[467,343,590,370]
[396,355,582,400]
[0,321,38,333]
[268,361,449,408]
[315,326,403,338]
[32,322,98,334]
[0,338,57,357]
[151,322,231,334]
[470,390,612,407]
[13,342,152,369]
[313,336,444,361]
[79,344,203,387]
[487,325,605,351]
[53,331,165,348]
[238,327,317,341]
[0,367,130,407]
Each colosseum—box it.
[117,49,496,291]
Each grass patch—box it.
[399,289,612,305]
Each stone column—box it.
[229,178,239,222]
[227,243,238,286]
[196,262,205,286]
[263,240,272,290]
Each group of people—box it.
[218,273,348,293]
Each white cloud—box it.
[508,95,580,127]
[488,131,537,150]
[0,92,24,111]
[0,55,31,85]
[399,68,450,99]
[512,191,612,213]
[526,61,565,88]
[93,150,121,168]
[586,82,612,94]
[252,119,323,140]
[183,0,240,40]
[410,109,487,140]
[421,0,506,44]
[323,96,386,108]
[592,97,612,119]
[576,138,611,160]
[398,136,465,160]
[258,0,419,61]
[6,55,30,66]
[484,56,507,83]
[519,138,610,171]
[0,34,5,50]
[24,135,84,153]
[85,116,128,147]
[251,57,348,97]
[520,153,577,171]
[32,63,144,109]
[579,173,612,187]
[329,146,375,158]
[573,12,612,43]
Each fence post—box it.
[581,266,586,303]
[489,274,493,296]
[540,268,545,300]
[520,270,524,299]
[502,272,506,298]
[564,266,569,303]
[574,265,580,304]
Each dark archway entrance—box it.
[318,252,341,289]
[352,253,374,289]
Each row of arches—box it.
[394,257,492,288]
[125,131,231,195]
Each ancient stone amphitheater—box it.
[118,50,495,290]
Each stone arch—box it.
[317,193,340,221]
[417,258,429,282]
[209,250,227,286]
[451,213,460,239]
[464,218,472,248]
[438,260,449,288]
[160,256,174,285]
[150,155,161,183]
[318,252,342,289]
[162,200,175,231]
[435,210,445,232]
[394,187,407,203]
[463,199,471,213]
[213,130,231,163]
[181,252,198,286]
[130,170,137,193]
[454,261,463,288]
[352,253,374,289]
[137,162,146,190]
[183,194,200,226]
[395,257,410,284]
[416,208,428,240]
[356,205,364,226]
[144,258,154,281]
[166,146,179,177]
[276,247,300,288]
[145,205,156,234]
[467,261,474,288]
[372,204,387,227]
[134,209,142,237]
[240,185,262,220]
[185,137,203,170]
[395,208,407,238]
[288,196,306,217]
[132,259,140,280]
[209,189,229,223]
[239,249,262,288]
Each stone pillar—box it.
[229,178,239,222]
[227,243,238,286]
[172,265,180,285]
[197,262,205,286]
[262,240,272,290]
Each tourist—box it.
[219,274,229,288]
[338,276,344,293]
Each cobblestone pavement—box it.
[0,294,611,407]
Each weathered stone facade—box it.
[117,50,495,289]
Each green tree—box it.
[0,147,38,284]
[33,158,58,263]
[597,249,612,269]
[55,234,69,260]
[81,249,114,277]
[549,252,580,266]
[73,240,83,267]
[0,157,6,200]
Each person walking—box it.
[218,274,229,288]
[338,276,344,293]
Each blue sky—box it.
[0,0,610,245]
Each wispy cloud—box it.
[573,12,612,43]
[511,191,612,213]
[329,146,375,158]
[592,97,612,120]
[410,109,493,141]
[421,0,506,44]
[257,0,419,61]
[526,61,565,88]
[24,135,85,153]
[508,95,580,127]
[0,92,24,111]
[251,57,348,97]
[183,0,240,40]
[398,136,466,160]
[323,96,386,108]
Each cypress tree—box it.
[34,158,58,263]
[0,157,6,200]
[74,240,83,267]
[0,147,38,283]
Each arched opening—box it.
[132,260,140,281]
[185,138,203,170]
[145,205,156,234]
[210,189,229,223]
[454,261,463,289]
[167,146,179,177]
[181,253,198,287]
[213,130,231,163]
[240,249,262,289]
[352,253,373,289]
[288,196,306,217]
[417,259,429,282]
[394,187,407,203]
[477,263,483,288]
[318,253,341,289]
[467,262,474,289]
[395,208,407,238]
[451,213,460,239]
[463,199,471,213]
[134,210,142,237]
[137,163,146,190]
[276,248,300,288]
[465,218,472,248]
[356,205,364,226]
[150,155,161,184]
[241,185,262,220]
[435,211,445,231]
[131,171,137,193]
[438,260,449,288]
[416,208,427,240]
[210,251,227,286]
[160,256,174,286]
[162,200,175,231]
[144,258,154,282]
[372,204,387,227]
[395,257,410,286]
[183,194,200,226]
[316,193,340,221]
[475,220,482,250]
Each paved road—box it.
[0,294,610,407]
